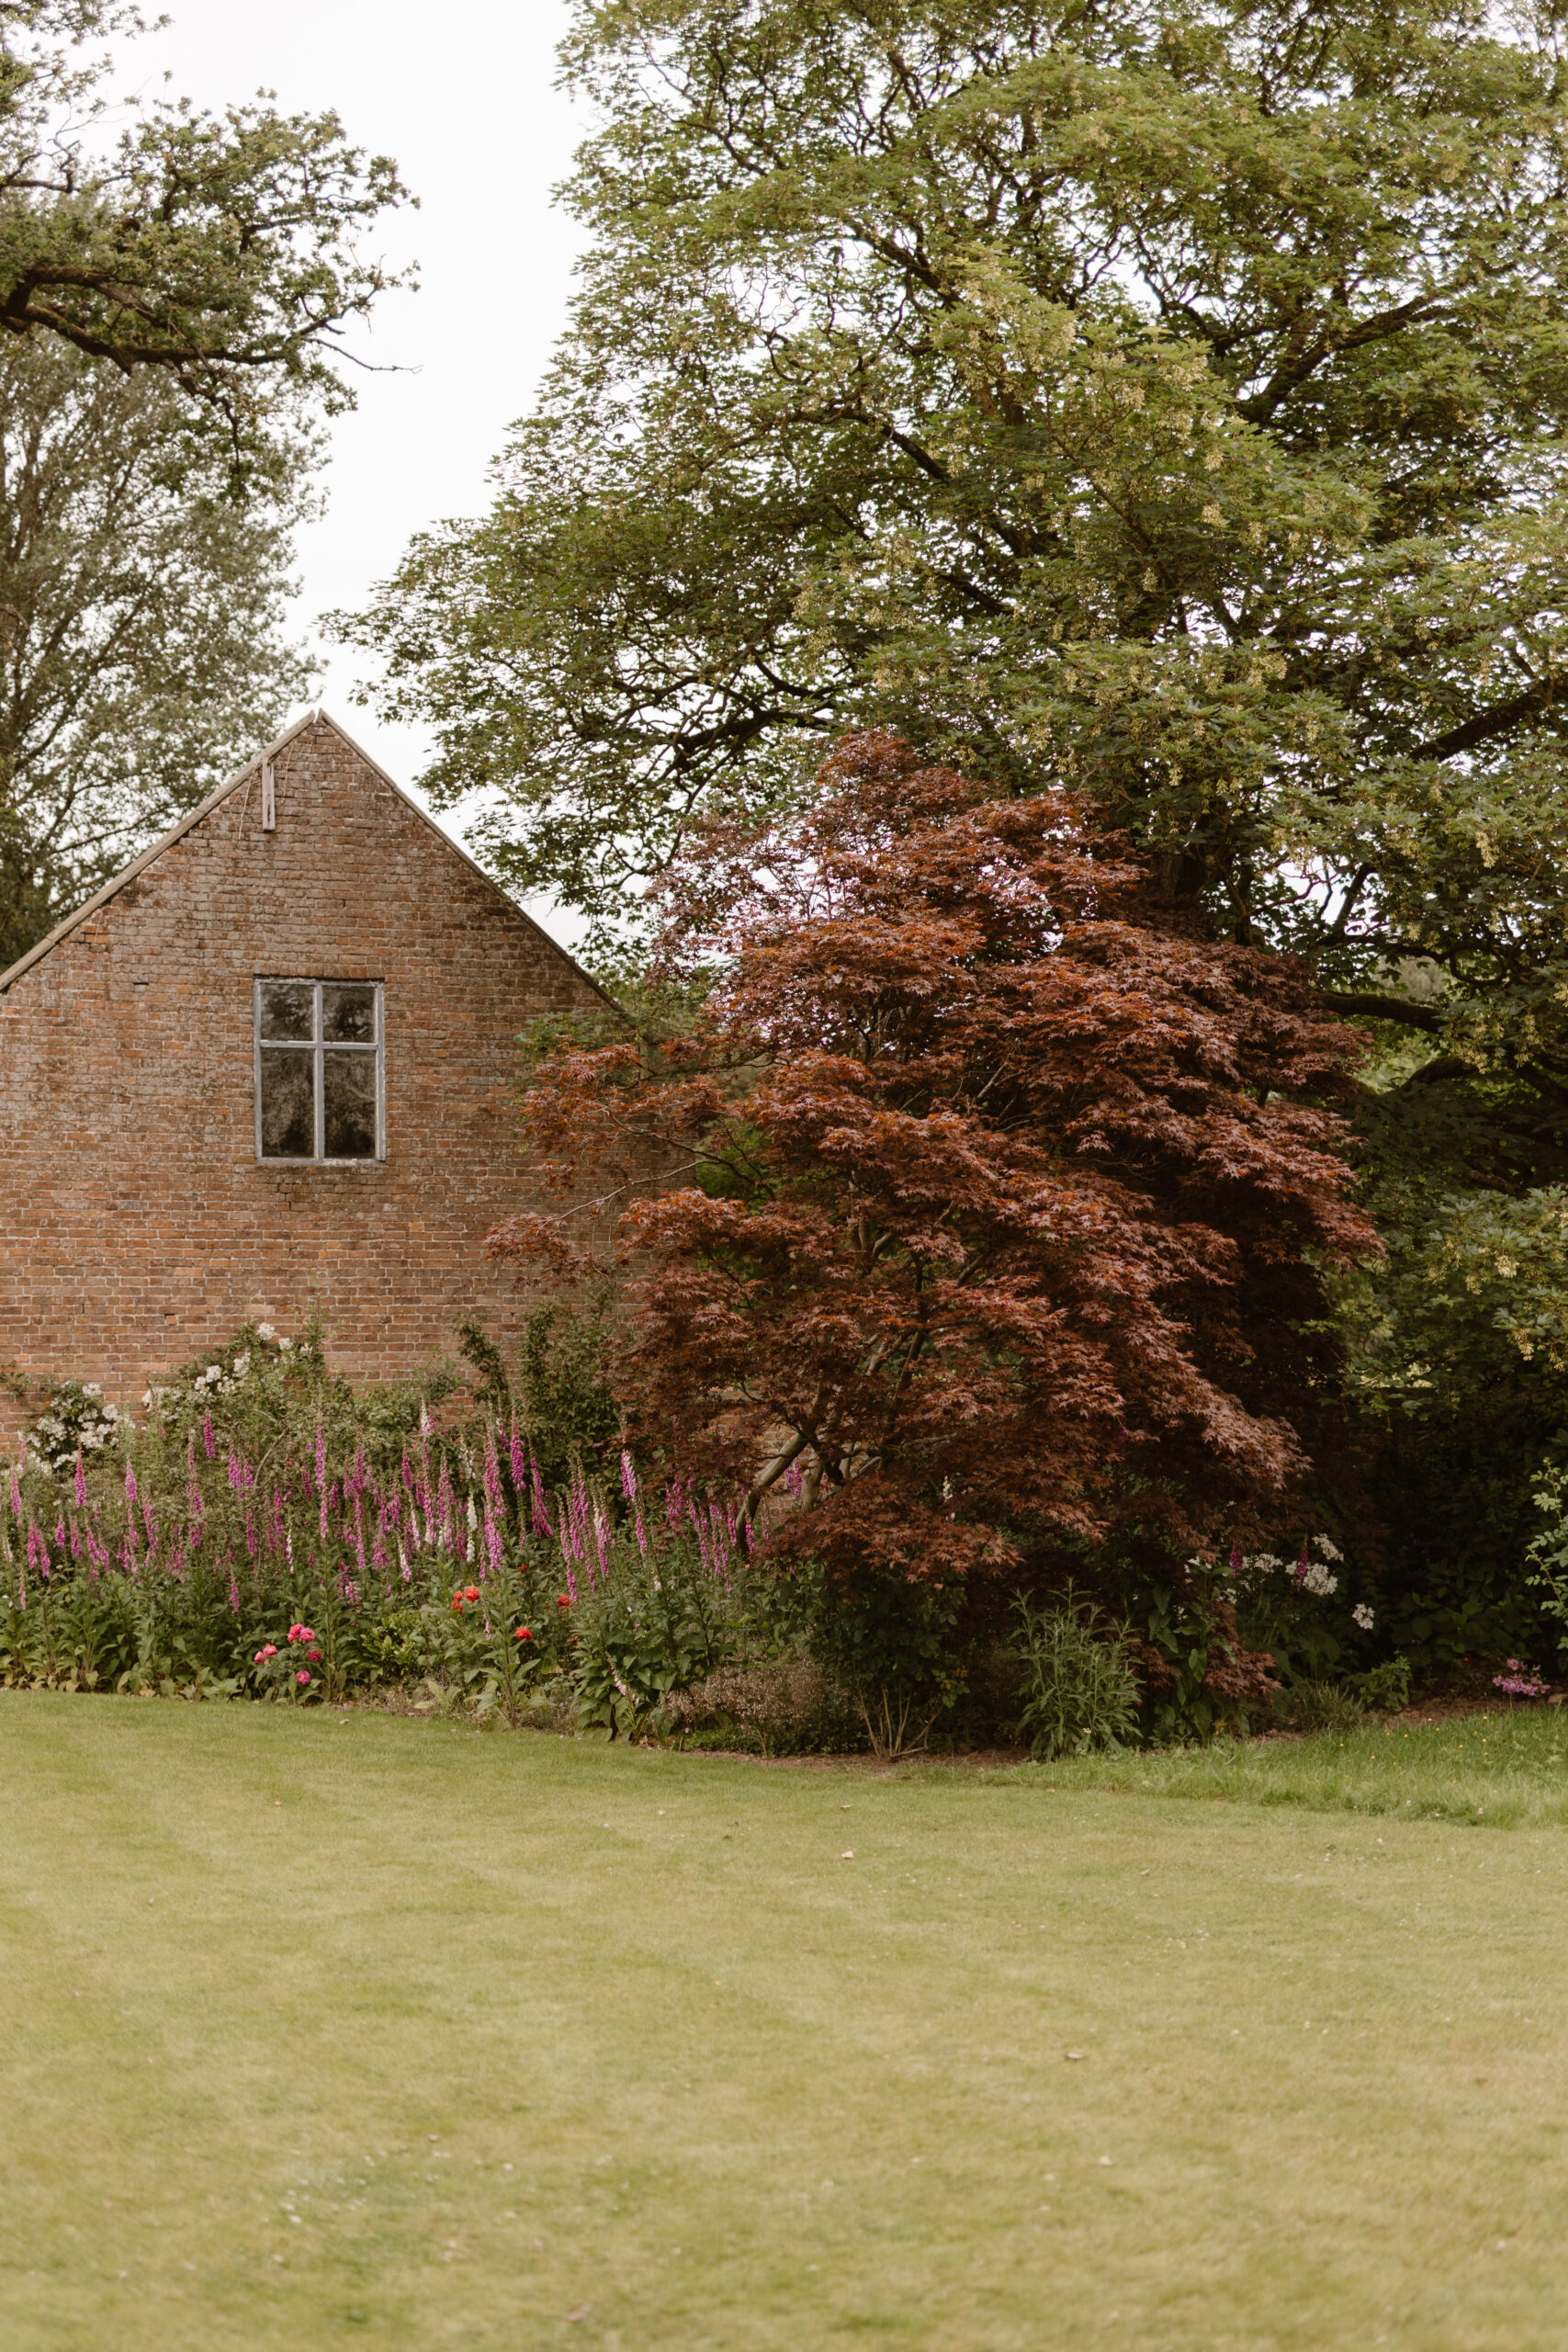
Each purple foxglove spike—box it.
[510,1422,527,1488]
[73,1455,86,1510]
[203,1410,215,1459]
[125,1460,139,1511]
[621,1449,637,1502]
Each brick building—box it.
[0,711,615,1400]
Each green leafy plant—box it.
[1011,1591,1140,1762]
[1130,1580,1280,1747]
[1350,1657,1413,1715]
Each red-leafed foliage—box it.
[491,736,1377,1587]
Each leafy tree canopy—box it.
[0,333,317,969]
[350,0,1568,1065]
[0,2,407,479]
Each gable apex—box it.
[0,711,619,1015]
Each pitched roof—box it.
[0,709,620,1013]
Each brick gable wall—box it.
[0,716,612,1402]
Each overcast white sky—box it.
[125,0,585,912]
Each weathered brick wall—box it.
[0,716,613,1403]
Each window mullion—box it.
[315,981,325,1162]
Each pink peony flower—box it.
[296,1669,311,1686]
[307,1646,321,1661]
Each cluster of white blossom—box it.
[141,1330,294,1413]
[1221,1532,1371,1615]
[27,1382,120,1473]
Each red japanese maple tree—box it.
[491,735,1376,1585]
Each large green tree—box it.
[0,333,316,968]
[351,0,1568,1004]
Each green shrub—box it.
[1349,1657,1413,1715]
[1011,1592,1141,1761]
[806,1567,968,1759]
[1283,1682,1367,1736]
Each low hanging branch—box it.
[491,735,1380,1587]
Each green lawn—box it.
[1001,1703,1568,1828]
[4,1699,1568,2350]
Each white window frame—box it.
[254,978,385,1164]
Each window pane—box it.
[322,982,376,1044]
[260,1050,315,1158]
[259,980,315,1041]
[323,1050,378,1159]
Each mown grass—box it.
[5,1695,1568,2352]
[992,1704,1568,1828]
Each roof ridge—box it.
[0,708,322,994]
[0,713,619,1016]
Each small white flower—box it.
[256,1323,276,1341]
[232,1353,251,1377]
[279,1338,293,1352]
[1312,1534,1343,1562]
[1352,1602,1375,1631]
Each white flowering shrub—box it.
[1217,1532,1383,1693]
[27,1382,120,1475]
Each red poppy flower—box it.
[557,1593,572,1608]
[514,1626,532,1642]
[450,1596,464,1612]
[464,1585,479,1602]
